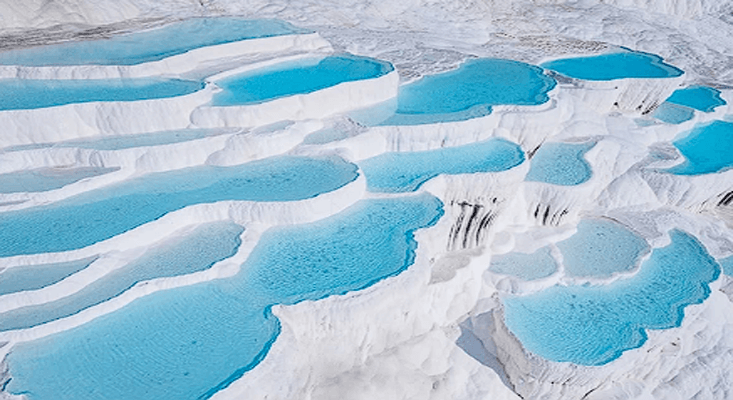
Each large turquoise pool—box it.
[211,55,393,106]
[6,195,443,400]
[503,230,719,365]
[0,18,308,66]
[0,156,358,257]
[541,50,683,81]
[666,120,733,175]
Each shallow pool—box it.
[721,256,733,276]
[359,138,525,192]
[0,155,358,257]
[652,102,695,124]
[0,222,243,332]
[211,54,393,106]
[525,141,595,186]
[489,247,557,280]
[0,18,308,66]
[365,58,555,125]
[6,195,443,400]
[0,257,97,296]
[666,120,733,175]
[557,219,649,278]
[503,230,719,366]
[541,50,683,81]
[665,85,726,112]
[0,167,119,194]
[0,78,204,110]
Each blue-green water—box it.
[652,102,695,124]
[665,86,726,112]
[212,55,393,106]
[0,18,308,66]
[368,58,555,125]
[666,120,733,175]
[0,78,204,110]
[503,230,719,366]
[525,142,595,186]
[557,219,649,278]
[0,156,358,257]
[541,50,683,81]
[0,257,97,296]
[360,138,525,192]
[0,222,243,332]
[6,195,443,400]
[0,167,119,194]
[489,247,557,280]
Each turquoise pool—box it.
[0,167,119,194]
[666,120,733,175]
[359,138,525,192]
[525,142,595,186]
[211,55,393,106]
[489,247,557,280]
[0,257,97,296]
[6,195,443,400]
[652,102,695,124]
[0,18,308,66]
[665,86,726,112]
[503,230,719,366]
[541,50,683,80]
[0,156,358,257]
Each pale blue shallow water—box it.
[0,18,308,66]
[525,142,595,186]
[489,247,557,280]
[666,120,733,175]
[211,55,393,106]
[360,138,525,192]
[360,58,556,125]
[0,257,97,296]
[0,156,358,257]
[0,222,243,332]
[0,78,204,110]
[6,194,443,400]
[541,50,683,80]
[557,219,650,278]
[665,86,726,112]
[5,129,223,152]
[652,102,695,124]
[721,256,733,275]
[503,230,719,366]
[0,167,119,194]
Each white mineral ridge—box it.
[1,1,733,400]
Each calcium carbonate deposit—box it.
[1,1,733,399]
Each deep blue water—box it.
[489,247,557,280]
[503,230,719,366]
[0,156,358,257]
[367,58,556,125]
[6,195,443,400]
[541,50,683,81]
[666,120,733,175]
[525,142,595,186]
[0,257,97,296]
[557,219,649,278]
[0,222,243,332]
[665,86,726,112]
[0,78,204,110]
[0,18,308,66]
[0,167,119,194]
[360,138,525,192]
[652,102,695,124]
[211,55,393,106]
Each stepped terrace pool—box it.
[666,120,733,175]
[0,155,357,257]
[525,141,595,186]
[0,167,119,194]
[503,230,719,366]
[365,58,556,125]
[541,50,683,80]
[665,85,726,112]
[652,102,695,124]
[211,55,393,106]
[0,18,308,66]
[0,78,204,110]
[5,195,443,400]
[489,247,557,281]
[359,138,525,192]
[0,257,97,296]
